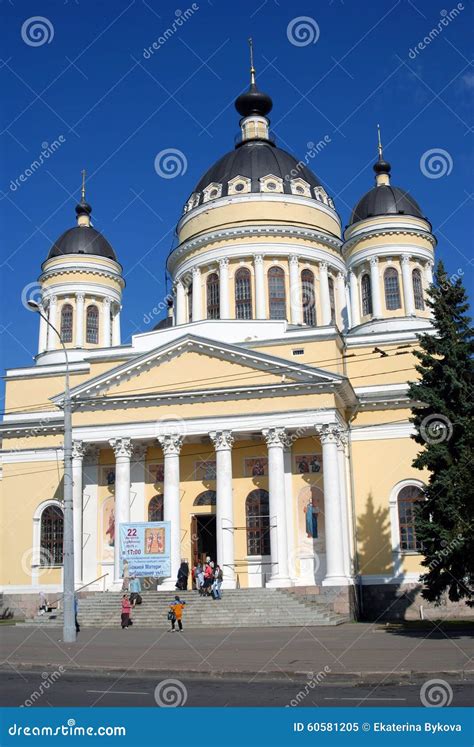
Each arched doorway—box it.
[191,490,217,566]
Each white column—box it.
[38,303,48,354]
[319,262,331,326]
[370,257,382,318]
[283,441,296,582]
[337,432,352,579]
[157,434,183,589]
[210,430,235,588]
[82,446,99,587]
[191,267,202,321]
[336,271,347,331]
[348,269,360,327]
[110,438,133,584]
[254,255,266,319]
[112,306,121,346]
[424,259,434,286]
[219,258,230,319]
[75,293,85,347]
[102,297,111,347]
[47,295,58,350]
[130,444,147,523]
[401,255,415,316]
[175,279,186,325]
[72,440,85,585]
[263,428,292,586]
[288,255,302,325]
[318,425,348,586]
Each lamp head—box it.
[27,300,40,312]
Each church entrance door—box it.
[192,514,217,566]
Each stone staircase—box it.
[23,589,349,628]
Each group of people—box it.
[192,558,223,599]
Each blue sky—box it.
[1,0,473,395]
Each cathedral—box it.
[1,59,438,618]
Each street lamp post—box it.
[28,300,76,643]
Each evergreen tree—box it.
[407,260,474,605]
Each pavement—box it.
[2,670,473,707]
[1,622,473,685]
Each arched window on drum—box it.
[235,268,252,320]
[301,269,316,326]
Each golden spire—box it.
[248,37,256,86]
[377,123,383,160]
[81,168,86,202]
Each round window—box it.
[209,189,218,198]
[295,185,304,194]
[235,183,245,192]
[267,182,277,190]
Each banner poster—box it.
[119,521,171,577]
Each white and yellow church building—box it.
[0,65,439,617]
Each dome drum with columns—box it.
[1,47,447,622]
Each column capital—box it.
[72,440,85,460]
[318,260,328,271]
[337,270,346,281]
[254,254,265,266]
[289,254,299,267]
[218,257,229,270]
[209,430,234,451]
[263,427,290,448]
[369,256,379,267]
[424,259,434,269]
[401,254,411,265]
[49,294,58,305]
[103,296,111,307]
[192,266,201,279]
[110,437,133,458]
[76,293,85,302]
[316,423,342,446]
[157,434,183,456]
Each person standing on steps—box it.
[121,594,132,629]
[129,576,142,608]
[176,559,189,591]
[212,565,223,600]
[168,595,186,632]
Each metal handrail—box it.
[48,573,109,608]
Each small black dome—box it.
[193,140,322,196]
[235,82,273,118]
[349,185,424,225]
[47,225,117,260]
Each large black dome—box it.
[349,185,424,226]
[193,140,323,197]
[47,225,117,260]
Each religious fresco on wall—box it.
[295,453,323,475]
[101,466,116,488]
[298,485,324,544]
[244,457,268,477]
[101,494,115,562]
[147,463,164,483]
[195,460,216,480]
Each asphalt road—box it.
[2,671,471,707]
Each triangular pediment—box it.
[52,334,349,408]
